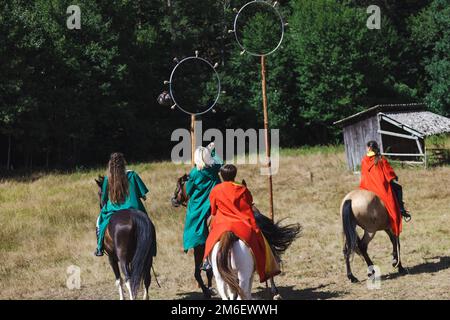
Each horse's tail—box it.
[253,209,301,260]
[216,232,245,299]
[342,199,357,257]
[130,210,154,298]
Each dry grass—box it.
[1,148,449,300]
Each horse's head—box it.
[171,174,189,208]
[95,175,106,209]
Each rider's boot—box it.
[94,227,104,257]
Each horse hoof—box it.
[273,294,283,300]
[208,287,218,297]
[348,275,359,283]
[392,259,399,268]
[202,289,212,299]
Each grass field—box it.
[1,146,450,300]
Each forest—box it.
[0,0,448,169]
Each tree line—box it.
[0,0,448,169]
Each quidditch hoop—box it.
[169,56,221,116]
[233,0,285,57]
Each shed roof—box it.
[385,111,450,137]
[334,103,450,136]
[334,103,426,126]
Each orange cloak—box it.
[204,181,280,282]
[360,155,402,236]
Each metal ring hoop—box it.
[233,0,285,57]
[169,56,221,116]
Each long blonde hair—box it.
[107,152,129,204]
[194,146,214,170]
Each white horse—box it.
[210,210,301,300]
[211,232,254,299]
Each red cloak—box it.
[360,155,402,236]
[204,181,280,282]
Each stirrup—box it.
[402,211,412,222]
[94,249,104,257]
[200,260,212,271]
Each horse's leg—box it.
[206,268,213,291]
[211,243,228,300]
[109,256,124,300]
[117,248,133,300]
[194,245,211,299]
[386,229,399,267]
[269,277,282,300]
[358,231,376,277]
[386,230,406,274]
[396,236,407,274]
[143,257,152,300]
[344,245,358,283]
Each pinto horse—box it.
[95,176,157,300]
[172,174,301,299]
[212,206,301,300]
[341,189,407,283]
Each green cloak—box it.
[183,151,223,251]
[97,170,149,251]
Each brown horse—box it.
[341,189,407,283]
[96,176,157,300]
[172,174,301,299]
[171,174,214,298]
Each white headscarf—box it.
[194,143,215,170]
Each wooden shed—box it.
[334,103,450,171]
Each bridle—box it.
[171,174,189,207]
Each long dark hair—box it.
[367,140,381,164]
[107,152,129,204]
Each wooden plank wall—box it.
[343,115,381,171]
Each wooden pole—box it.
[261,55,274,221]
[191,114,196,167]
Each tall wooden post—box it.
[191,114,196,166]
[261,55,274,221]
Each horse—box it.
[211,206,301,300]
[341,189,407,283]
[172,174,301,299]
[171,174,214,299]
[95,176,157,300]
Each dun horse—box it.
[96,176,157,300]
[341,189,407,283]
[172,175,301,299]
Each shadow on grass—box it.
[175,291,220,301]
[253,284,346,300]
[382,256,450,281]
[176,284,346,300]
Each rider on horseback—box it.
[360,141,412,226]
[204,164,281,283]
[94,152,149,256]
[184,143,222,270]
